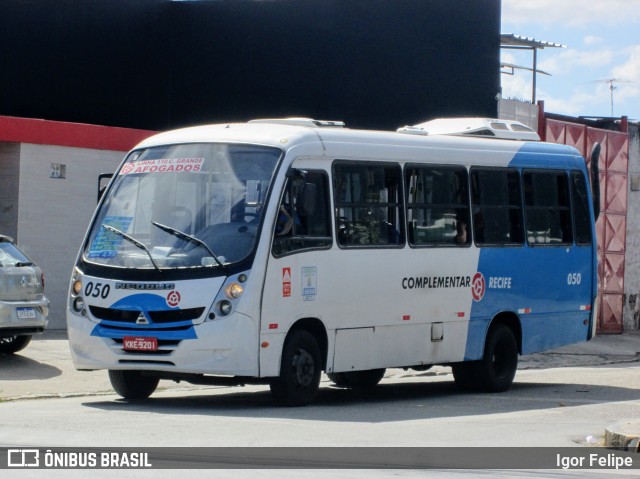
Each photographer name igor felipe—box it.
[557,451,635,470]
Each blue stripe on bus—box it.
[89,292,199,340]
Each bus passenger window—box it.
[471,169,524,246]
[406,165,470,247]
[571,171,592,245]
[524,170,572,245]
[271,171,332,256]
[333,162,404,247]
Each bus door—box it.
[259,168,333,376]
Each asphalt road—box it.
[1,331,639,478]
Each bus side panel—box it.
[261,247,480,375]
[466,244,593,359]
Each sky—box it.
[501,0,640,121]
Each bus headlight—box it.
[225,282,244,299]
[72,296,86,314]
[218,300,233,316]
[72,280,83,295]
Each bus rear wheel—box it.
[328,369,386,388]
[452,324,518,393]
[270,330,322,406]
[108,370,159,400]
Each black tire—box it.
[479,324,518,392]
[270,330,322,406]
[328,369,386,389]
[108,370,159,400]
[0,335,32,354]
[451,361,480,391]
[327,372,349,387]
[453,324,518,393]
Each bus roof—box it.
[134,118,581,167]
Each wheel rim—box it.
[292,348,315,387]
[0,336,17,345]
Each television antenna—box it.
[586,78,636,117]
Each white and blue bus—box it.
[67,117,600,406]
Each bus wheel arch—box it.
[269,318,328,406]
[488,312,522,355]
[286,317,329,370]
[453,312,521,393]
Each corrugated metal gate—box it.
[542,117,629,333]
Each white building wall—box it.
[498,99,538,131]
[17,144,125,329]
[0,143,21,240]
[624,124,640,330]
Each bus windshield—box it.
[84,143,282,270]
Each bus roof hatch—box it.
[397,118,540,141]
[249,118,346,128]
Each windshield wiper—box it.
[15,261,33,267]
[102,224,161,272]
[151,221,228,273]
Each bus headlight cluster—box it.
[210,272,249,319]
[70,271,87,317]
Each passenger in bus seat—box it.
[454,220,468,245]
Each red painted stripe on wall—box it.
[0,115,156,152]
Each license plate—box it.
[16,307,36,319]
[123,336,158,352]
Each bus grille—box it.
[89,306,205,324]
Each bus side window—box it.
[271,171,332,257]
[471,168,524,246]
[523,170,572,245]
[333,162,404,247]
[406,165,470,247]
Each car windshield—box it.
[84,143,282,270]
[0,241,32,267]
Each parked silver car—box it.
[0,235,49,354]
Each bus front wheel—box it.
[270,330,322,406]
[108,370,159,400]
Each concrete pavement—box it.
[1,329,639,450]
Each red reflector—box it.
[402,315,410,321]
[457,312,465,318]
[269,323,278,329]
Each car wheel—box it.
[0,335,32,354]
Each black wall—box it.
[0,0,500,131]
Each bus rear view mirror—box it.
[97,173,114,203]
[590,143,601,222]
